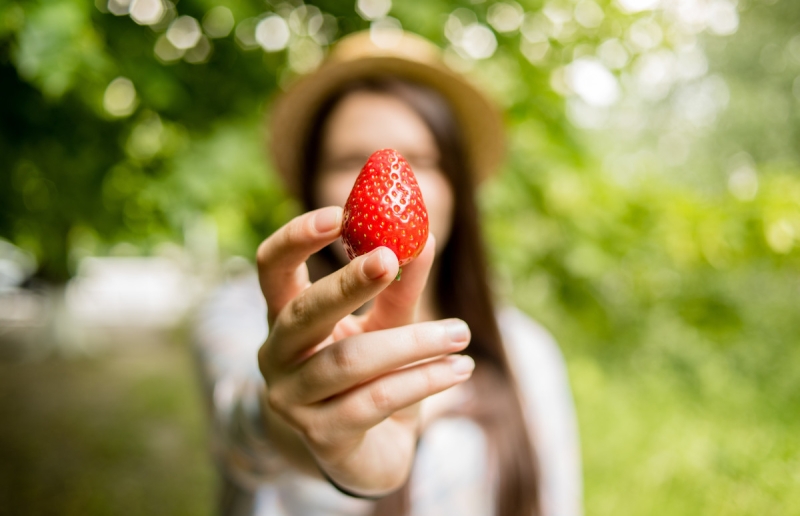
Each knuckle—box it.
[418,365,440,394]
[409,324,430,353]
[266,387,288,416]
[289,213,315,243]
[302,419,334,450]
[286,292,314,329]
[337,268,358,298]
[368,381,394,415]
[294,365,321,397]
[330,343,357,375]
[284,219,301,245]
[268,389,307,432]
[337,404,370,431]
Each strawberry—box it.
[341,149,429,273]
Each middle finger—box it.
[289,319,471,404]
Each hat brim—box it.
[268,31,505,196]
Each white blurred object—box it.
[256,15,291,52]
[565,57,620,107]
[566,97,609,129]
[672,74,729,127]
[727,153,759,201]
[487,2,524,33]
[597,39,629,70]
[628,18,663,51]
[129,0,165,26]
[707,0,739,35]
[167,16,202,50]
[0,239,49,359]
[65,257,198,329]
[103,77,138,117]
[356,0,391,21]
[617,0,660,13]
[108,0,131,16]
[574,0,604,29]
[370,17,403,49]
[521,38,550,65]
[460,24,498,60]
[0,239,37,292]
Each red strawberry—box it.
[341,149,429,272]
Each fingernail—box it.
[314,207,340,234]
[449,355,475,377]
[362,248,388,280]
[443,319,470,346]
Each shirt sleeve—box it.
[498,307,584,516]
[191,271,288,492]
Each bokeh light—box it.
[166,15,202,50]
[765,220,795,254]
[617,0,660,14]
[487,2,524,33]
[102,77,138,117]
[566,58,620,107]
[234,17,259,50]
[728,161,759,202]
[597,39,629,70]
[287,38,323,73]
[154,33,184,62]
[446,12,499,62]
[202,6,234,39]
[255,15,290,52]
[184,35,212,64]
[107,0,130,16]
[356,0,392,21]
[574,0,604,29]
[369,16,403,49]
[461,24,497,60]
[129,0,165,26]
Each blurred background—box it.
[1,0,799,514]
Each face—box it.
[314,91,455,260]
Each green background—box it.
[1,0,799,514]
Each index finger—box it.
[256,206,342,326]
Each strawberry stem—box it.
[395,268,402,281]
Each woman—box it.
[194,30,581,516]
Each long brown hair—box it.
[300,78,540,516]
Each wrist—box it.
[318,466,396,500]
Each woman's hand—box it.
[256,206,474,497]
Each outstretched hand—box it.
[257,206,474,496]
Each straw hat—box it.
[269,29,505,195]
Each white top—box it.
[193,272,583,516]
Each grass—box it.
[0,333,215,516]
[1,321,798,515]
[571,340,800,515]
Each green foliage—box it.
[2,0,799,515]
